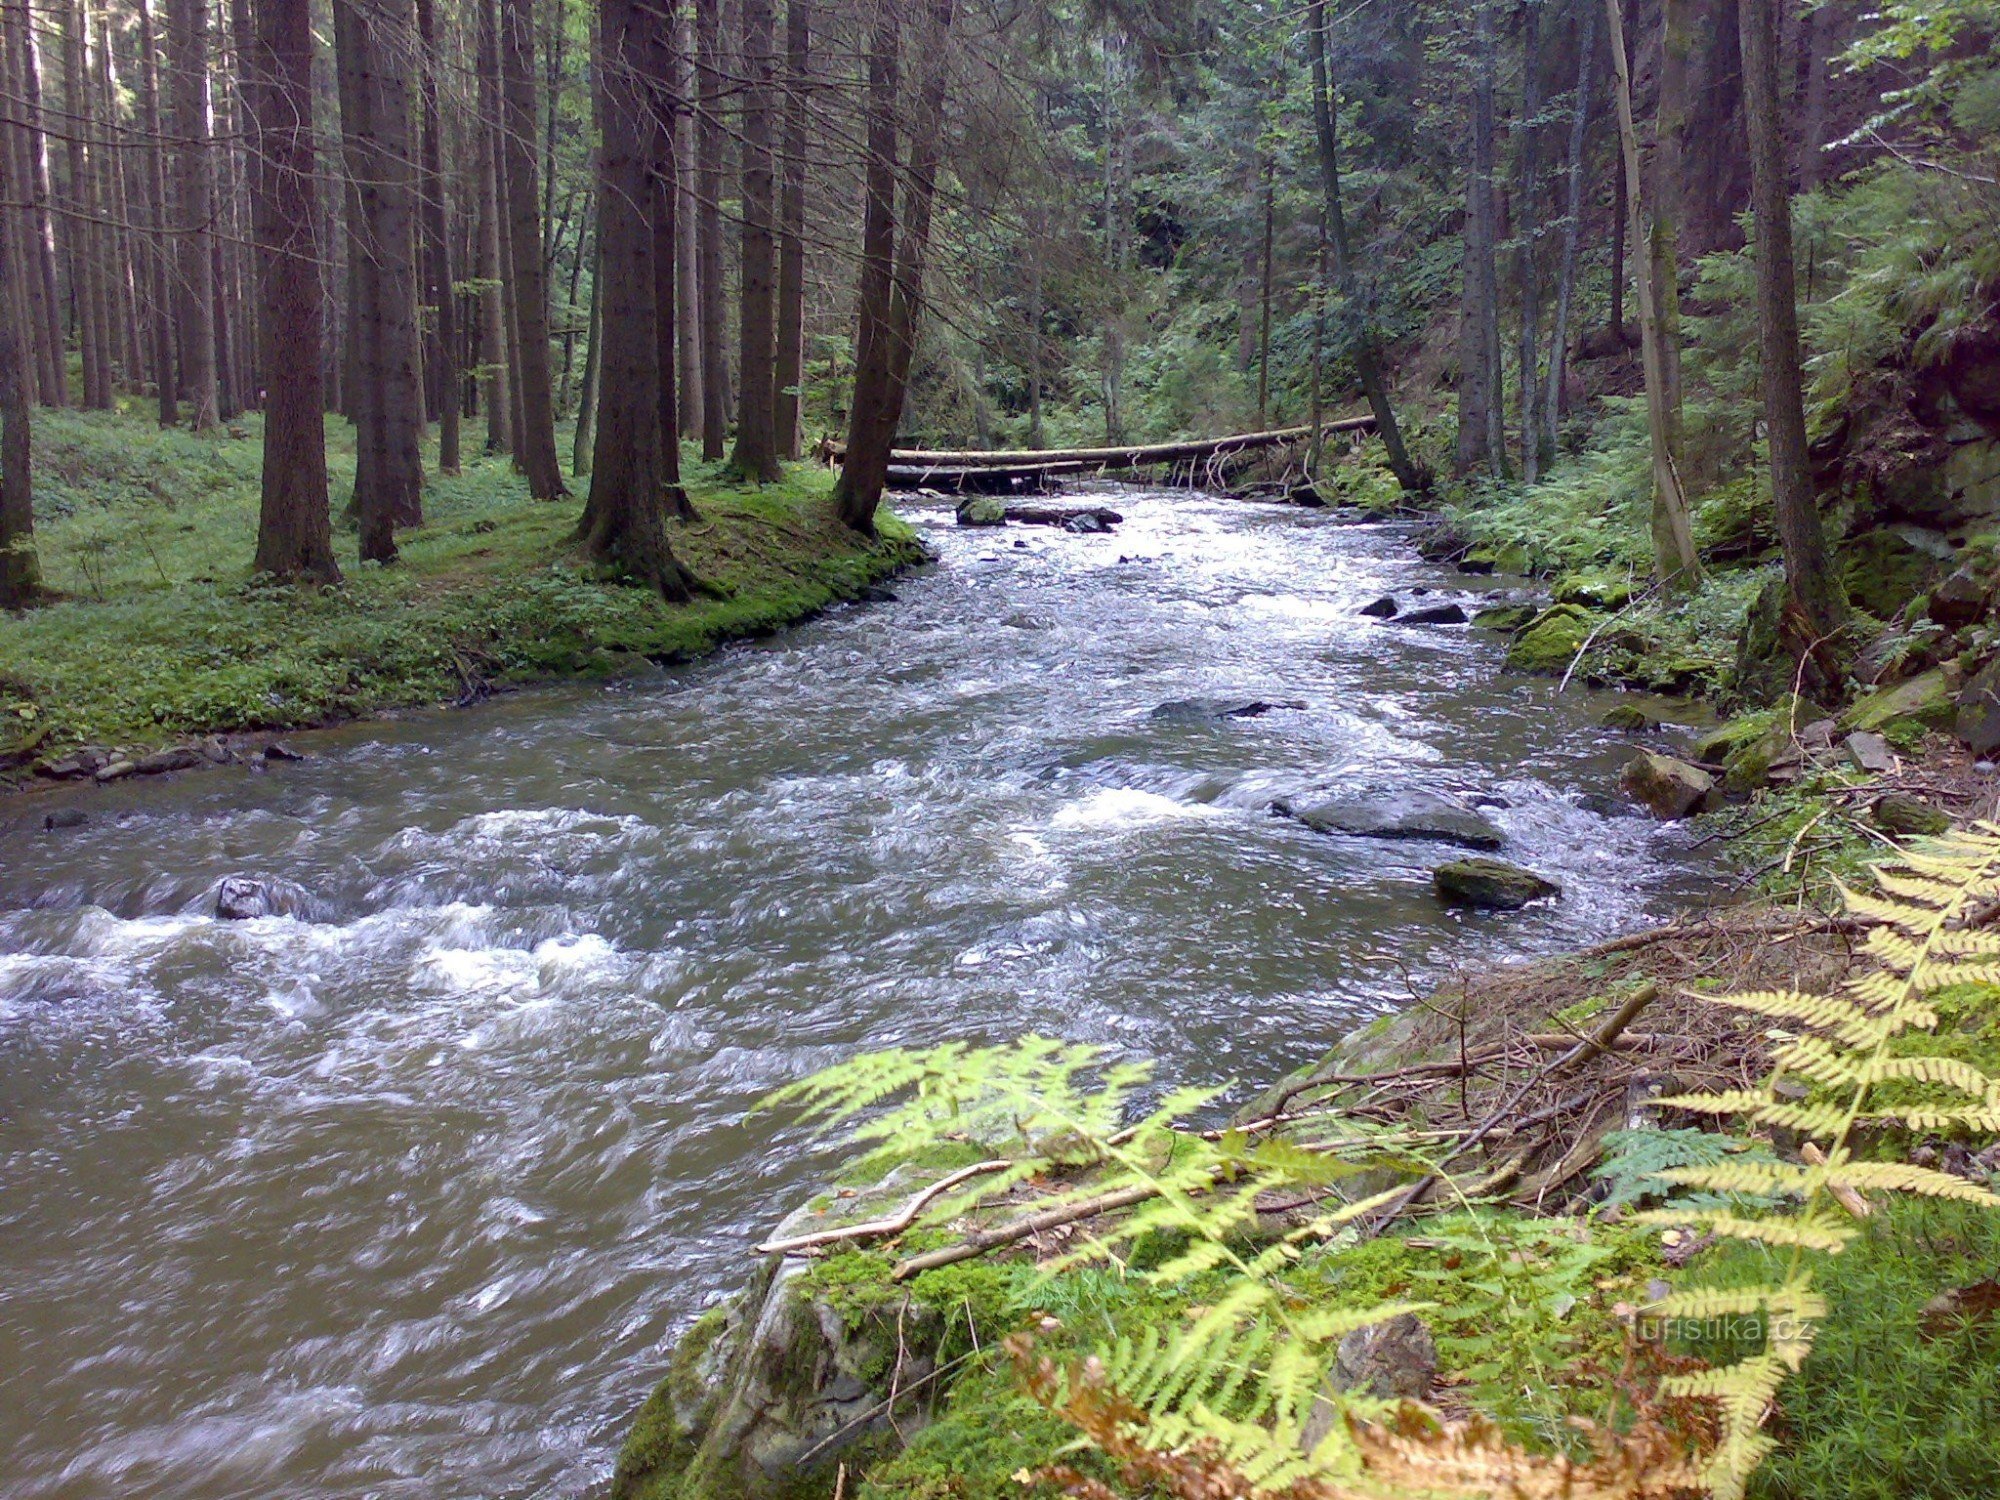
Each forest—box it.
[4,0,2000,1497]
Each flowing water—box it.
[0,490,1715,1499]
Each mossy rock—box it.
[1433,857,1561,910]
[1840,528,1946,621]
[1505,604,1596,674]
[1461,542,1531,576]
[1874,793,1951,837]
[1553,571,1636,610]
[1600,703,1661,732]
[1841,668,1956,737]
[1471,602,1539,632]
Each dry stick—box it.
[1355,983,1662,1240]
[756,1159,1015,1256]
[891,1181,1162,1280]
[1556,578,1657,693]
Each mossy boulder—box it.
[1553,571,1636,610]
[1841,528,1947,620]
[1472,602,1539,632]
[1874,793,1951,837]
[1505,604,1596,674]
[1459,542,1531,576]
[1956,654,2000,755]
[1433,857,1560,910]
[1841,668,1956,737]
[1619,750,1715,820]
[1600,703,1661,733]
[955,497,1007,527]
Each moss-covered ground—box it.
[0,408,923,776]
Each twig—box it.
[890,1182,1163,1280]
[755,1159,1015,1255]
[1557,578,1657,693]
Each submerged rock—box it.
[42,807,88,832]
[1433,857,1560,910]
[955,496,1007,527]
[214,875,319,921]
[1619,751,1714,820]
[1274,789,1504,851]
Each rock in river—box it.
[954,496,1007,527]
[1433,858,1561,910]
[1359,595,1399,619]
[214,875,320,921]
[1152,697,1306,722]
[1273,789,1504,851]
[1391,602,1470,625]
[1619,751,1714,820]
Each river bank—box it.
[0,410,926,795]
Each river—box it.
[0,490,1713,1498]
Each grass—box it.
[0,406,924,770]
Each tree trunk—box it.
[8,0,67,407]
[500,0,566,495]
[674,10,703,440]
[62,0,110,410]
[1516,0,1544,483]
[1606,0,1700,586]
[1455,0,1503,477]
[1740,0,1842,659]
[1256,153,1274,431]
[1542,0,1598,458]
[1305,0,1421,489]
[694,0,729,459]
[168,0,219,429]
[728,0,781,481]
[581,0,696,598]
[772,0,809,461]
[1798,0,1843,191]
[476,12,510,456]
[1651,0,1689,446]
[573,249,599,477]
[417,0,461,474]
[249,0,337,581]
[136,0,177,424]
[0,92,40,609]
[647,11,693,519]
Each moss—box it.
[1840,529,1945,622]
[2,409,925,771]
[1506,604,1597,674]
[1553,570,1637,609]
[613,1306,736,1500]
[855,1366,1082,1500]
[1472,602,1539,632]
[1841,668,1956,737]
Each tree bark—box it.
[1740,0,1842,657]
[694,0,729,459]
[249,0,337,581]
[136,0,177,424]
[1542,0,1598,459]
[1306,0,1421,489]
[417,0,461,473]
[63,0,110,410]
[581,0,696,598]
[475,7,510,455]
[1516,0,1544,483]
[168,0,219,429]
[500,0,566,495]
[1256,152,1274,431]
[1455,0,1503,477]
[573,247,599,476]
[772,0,809,461]
[674,10,703,440]
[1606,0,1700,586]
[728,0,782,480]
[647,9,693,519]
[0,89,40,609]
[8,0,67,407]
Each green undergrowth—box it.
[1,407,922,763]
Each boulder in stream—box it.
[954,497,1007,527]
[1152,697,1306,722]
[1273,789,1504,851]
[1391,602,1470,626]
[1619,751,1714,820]
[1359,595,1399,619]
[1432,857,1561,910]
[214,875,320,921]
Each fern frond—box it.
[1638,1207,1857,1253]
[1821,1161,2000,1205]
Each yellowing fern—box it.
[1641,823,2000,1499]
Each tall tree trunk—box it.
[1798,0,1843,191]
[1609,116,1626,338]
[772,0,808,461]
[0,88,40,609]
[475,14,509,455]
[417,0,461,473]
[694,0,729,459]
[9,0,67,406]
[1651,0,1689,450]
[1256,152,1274,431]
[573,250,599,476]
[1517,0,1544,482]
[728,0,781,480]
[1606,0,1700,586]
[1455,0,1503,477]
[648,10,693,518]
[1542,0,1598,458]
[674,9,703,441]
[98,9,143,395]
[168,0,219,429]
[136,0,176,424]
[1306,0,1421,489]
[500,0,564,495]
[1740,0,1842,662]
[581,0,696,598]
[249,0,337,581]
[62,0,110,410]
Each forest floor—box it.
[0,408,925,790]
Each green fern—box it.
[1641,823,2000,1499]
[1593,1129,1783,1213]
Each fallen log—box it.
[827,416,1378,474]
[1004,503,1124,528]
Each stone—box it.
[1392,603,1470,625]
[1359,595,1399,619]
[1274,789,1505,851]
[1874,793,1950,837]
[1799,718,1839,750]
[1619,751,1715,820]
[1433,857,1560,909]
[263,741,306,761]
[954,496,1007,527]
[214,875,320,921]
[135,746,203,776]
[1288,483,1327,508]
[1553,571,1636,610]
[1930,567,1993,630]
[1845,731,1896,774]
[1842,668,1955,736]
[1506,604,1594,674]
[1841,528,1944,620]
[1336,1313,1438,1400]
[42,807,87,831]
[36,756,91,780]
[1152,697,1306,722]
[1956,654,2000,756]
[1063,512,1113,534]
[1600,704,1661,733]
[93,760,137,784]
[1472,602,1539,632]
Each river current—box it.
[0,490,1712,1498]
